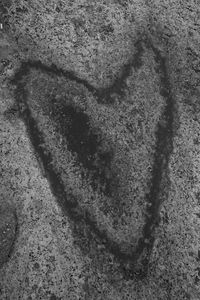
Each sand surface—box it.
[0,1,200,299]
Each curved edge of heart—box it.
[10,38,175,280]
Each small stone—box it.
[0,204,17,268]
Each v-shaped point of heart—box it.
[11,38,175,279]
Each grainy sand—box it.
[0,1,200,299]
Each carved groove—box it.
[11,39,175,279]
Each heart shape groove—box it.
[12,39,175,278]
